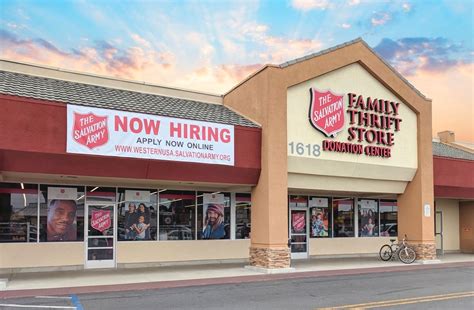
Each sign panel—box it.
[48,187,77,200]
[125,190,150,202]
[309,88,345,137]
[91,210,111,232]
[67,105,235,166]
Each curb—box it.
[1,261,473,299]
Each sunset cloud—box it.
[374,37,471,75]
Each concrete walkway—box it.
[0,254,472,298]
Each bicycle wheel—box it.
[379,244,393,261]
[398,246,416,264]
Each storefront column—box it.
[224,67,291,270]
[398,105,437,261]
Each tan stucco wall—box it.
[309,237,394,256]
[435,199,460,251]
[0,243,84,269]
[117,240,250,263]
[459,201,474,253]
[287,63,417,193]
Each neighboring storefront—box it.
[432,131,474,254]
[2,38,466,272]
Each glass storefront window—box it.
[333,198,354,237]
[197,192,230,240]
[0,182,38,243]
[235,193,251,239]
[358,199,379,237]
[39,185,85,242]
[117,188,157,241]
[380,200,398,237]
[159,190,195,240]
[309,197,331,238]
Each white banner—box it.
[67,104,235,166]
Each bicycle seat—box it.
[390,239,396,243]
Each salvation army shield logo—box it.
[91,210,111,232]
[72,112,109,149]
[308,88,345,137]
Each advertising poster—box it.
[359,199,378,237]
[202,193,226,239]
[47,187,78,241]
[309,198,329,237]
[291,211,306,234]
[123,190,151,240]
[67,104,235,166]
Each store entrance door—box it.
[289,208,308,259]
[435,210,444,255]
[85,202,116,269]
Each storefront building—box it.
[433,131,474,254]
[0,38,452,272]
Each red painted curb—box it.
[1,261,472,299]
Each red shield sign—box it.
[292,212,306,233]
[308,88,345,137]
[72,112,109,149]
[91,210,111,232]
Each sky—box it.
[1,0,473,141]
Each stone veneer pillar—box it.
[409,243,437,260]
[249,247,291,269]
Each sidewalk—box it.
[1,253,472,298]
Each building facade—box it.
[1,38,469,272]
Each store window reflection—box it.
[333,198,354,237]
[0,182,38,243]
[236,193,251,239]
[159,190,195,240]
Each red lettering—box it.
[130,117,142,133]
[143,119,160,135]
[115,116,128,132]
[189,125,200,140]
[207,127,219,142]
[170,122,181,138]
[220,129,231,143]
[347,93,357,108]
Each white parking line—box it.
[35,296,72,299]
[0,304,76,309]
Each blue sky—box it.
[0,0,473,140]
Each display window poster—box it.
[122,191,152,240]
[291,211,306,234]
[67,104,234,166]
[202,193,226,239]
[359,199,378,237]
[310,198,329,237]
[47,187,78,241]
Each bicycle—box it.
[379,234,417,264]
